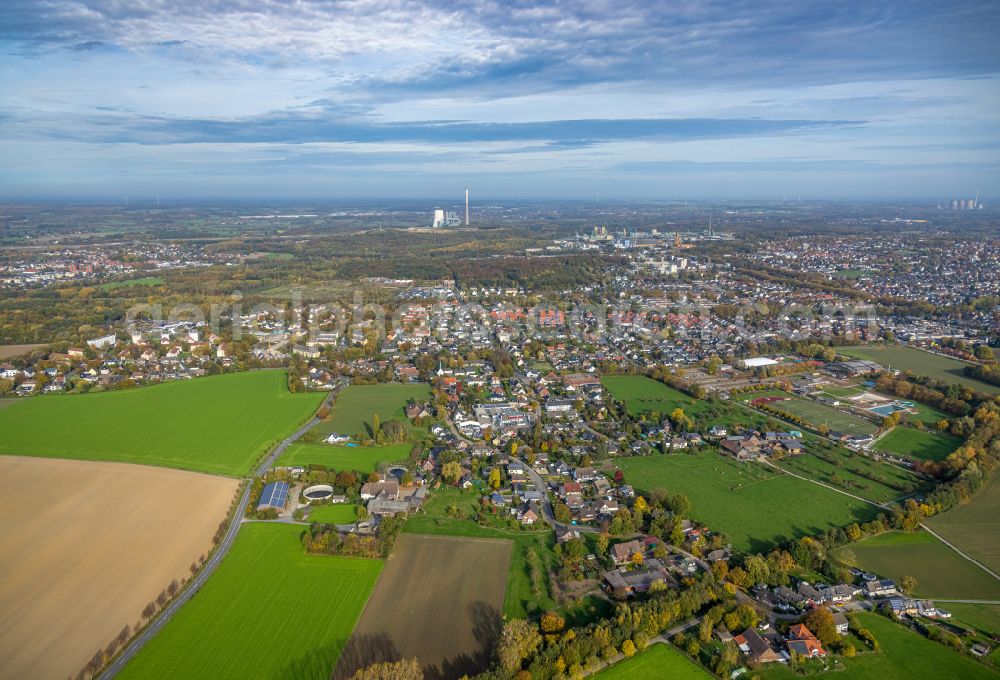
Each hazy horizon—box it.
[2,1,998,200]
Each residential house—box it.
[786,624,826,658]
[735,628,783,664]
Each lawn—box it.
[840,345,1000,395]
[833,531,1000,600]
[602,375,708,419]
[593,643,712,680]
[118,523,382,680]
[928,471,1000,576]
[0,371,323,476]
[874,427,959,461]
[314,383,430,439]
[761,612,1000,680]
[98,276,164,290]
[277,442,411,472]
[618,453,878,554]
[404,486,557,619]
[307,504,359,524]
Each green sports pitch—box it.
[0,371,323,476]
[118,523,382,680]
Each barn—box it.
[257,481,289,512]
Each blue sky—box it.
[1,0,998,201]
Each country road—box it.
[98,388,339,679]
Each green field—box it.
[928,471,1000,576]
[761,612,999,680]
[874,427,959,461]
[307,503,359,524]
[593,643,712,680]
[315,383,430,439]
[277,442,411,472]
[404,486,557,619]
[118,523,382,680]
[618,453,877,553]
[0,399,18,412]
[602,375,707,419]
[0,371,323,476]
[760,393,877,435]
[833,531,1000,600]
[840,345,1000,395]
[947,603,1000,638]
[775,446,922,503]
[98,276,164,290]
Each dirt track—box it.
[334,533,511,680]
[0,456,238,680]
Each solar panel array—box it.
[257,480,289,510]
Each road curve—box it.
[98,388,339,679]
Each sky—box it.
[1,0,999,201]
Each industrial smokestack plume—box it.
[465,188,469,226]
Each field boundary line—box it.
[919,522,1000,583]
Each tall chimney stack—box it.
[465,188,469,226]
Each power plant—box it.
[430,189,470,227]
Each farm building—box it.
[257,481,289,512]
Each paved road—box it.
[98,389,339,679]
[510,454,602,534]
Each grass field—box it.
[833,531,1000,600]
[840,345,1000,395]
[0,456,238,680]
[602,375,708,419]
[277,442,411,472]
[593,643,712,680]
[307,503,359,523]
[333,534,510,679]
[0,399,17,411]
[874,427,959,461]
[98,276,164,290]
[927,471,1000,576]
[119,523,382,680]
[404,486,557,619]
[618,453,877,553]
[0,371,323,476]
[775,446,922,503]
[763,393,877,435]
[315,383,430,439]
[761,612,999,680]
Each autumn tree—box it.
[804,607,840,646]
[496,619,541,672]
[900,575,917,595]
[488,467,502,490]
[348,658,422,680]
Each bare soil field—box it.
[0,343,46,359]
[0,456,238,680]
[334,533,512,680]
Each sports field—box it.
[315,383,430,439]
[618,453,878,553]
[307,503,359,523]
[119,523,382,680]
[840,345,1000,395]
[593,642,711,679]
[98,276,164,290]
[761,393,877,435]
[761,612,998,680]
[873,427,959,461]
[833,531,1000,600]
[277,442,411,472]
[927,471,1000,576]
[0,371,323,476]
[404,486,557,619]
[333,533,510,679]
[0,456,238,680]
[601,375,707,419]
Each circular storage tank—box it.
[303,484,334,502]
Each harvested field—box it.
[334,533,511,680]
[0,456,238,680]
[0,343,46,359]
